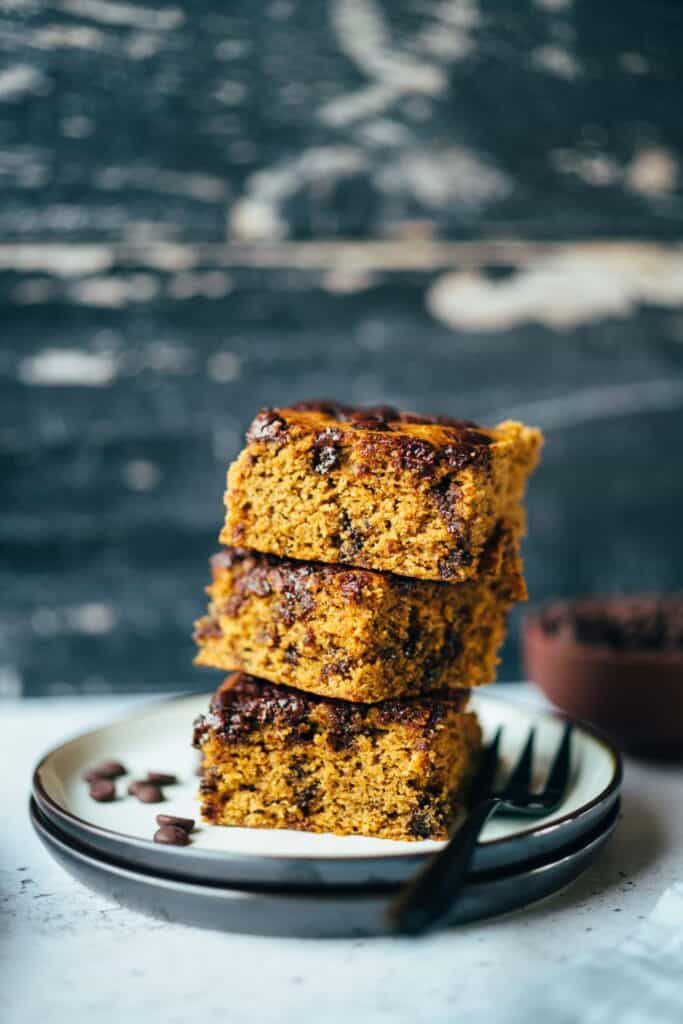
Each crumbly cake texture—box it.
[193,674,482,841]
[221,401,542,583]
[194,522,526,702]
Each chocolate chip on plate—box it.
[146,772,177,785]
[127,780,145,796]
[132,782,164,804]
[154,825,190,846]
[155,814,195,832]
[89,779,116,802]
[83,760,126,782]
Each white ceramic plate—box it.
[33,690,621,888]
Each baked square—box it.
[193,673,482,841]
[195,522,526,702]
[221,401,541,582]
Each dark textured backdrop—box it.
[2,0,682,697]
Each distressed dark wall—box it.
[1,1,682,696]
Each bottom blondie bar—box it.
[193,673,481,841]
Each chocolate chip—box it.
[398,438,436,474]
[320,656,353,681]
[204,675,313,744]
[438,548,473,579]
[464,429,493,447]
[290,399,348,418]
[408,808,433,839]
[153,825,190,846]
[312,427,343,474]
[325,699,366,751]
[431,477,464,537]
[132,783,164,804]
[398,412,477,428]
[338,510,364,555]
[295,782,320,817]
[337,572,367,603]
[402,612,421,659]
[313,445,339,473]
[283,643,299,665]
[83,760,126,782]
[441,439,491,471]
[343,529,364,557]
[246,409,288,444]
[127,780,145,796]
[146,772,177,785]
[156,814,195,832]
[350,417,390,431]
[348,405,397,424]
[89,779,116,802]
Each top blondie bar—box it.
[221,401,542,582]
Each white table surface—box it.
[2,684,681,1024]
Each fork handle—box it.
[386,796,501,936]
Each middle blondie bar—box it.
[195,521,525,703]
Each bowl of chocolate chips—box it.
[523,595,683,756]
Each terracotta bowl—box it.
[523,610,683,756]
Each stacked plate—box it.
[32,691,622,937]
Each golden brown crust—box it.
[194,522,526,701]
[222,403,542,582]
[193,673,482,840]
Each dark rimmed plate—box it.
[32,691,622,889]
[31,797,620,937]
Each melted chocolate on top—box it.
[192,672,470,749]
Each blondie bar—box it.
[194,522,526,702]
[193,674,481,841]
[221,401,541,582]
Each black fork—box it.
[387,723,573,935]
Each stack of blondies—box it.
[193,401,542,841]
